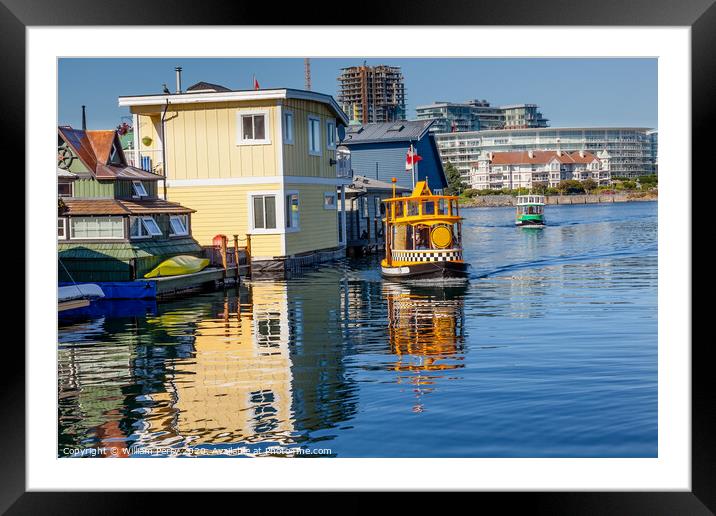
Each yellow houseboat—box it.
[381,180,469,280]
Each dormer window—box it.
[169,215,189,236]
[109,142,123,165]
[132,181,148,198]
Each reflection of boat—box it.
[381,181,469,280]
[384,282,466,412]
[515,194,546,228]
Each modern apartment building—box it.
[470,150,610,190]
[337,64,406,124]
[435,127,657,181]
[415,100,548,133]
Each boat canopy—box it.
[383,181,462,225]
[516,195,546,206]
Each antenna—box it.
[304,58,311,91]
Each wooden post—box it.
[233,234,240,283]
[245,234,252,277]
[220,236,227,271]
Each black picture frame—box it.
[6,0,710,512]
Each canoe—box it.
[144,255,209,278]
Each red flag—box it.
[253,75,260,90]
[405,146,423,171]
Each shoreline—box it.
[459,192,658,208]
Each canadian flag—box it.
[405,145,423,171]
[253,75,260,90]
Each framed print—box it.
[6,0,712,512]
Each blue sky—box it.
[58,58,657,130]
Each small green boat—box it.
[515,194,546,228]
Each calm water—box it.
[58,201,658,458]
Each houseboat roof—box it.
[118,87,349,126]
[346,175,411,195]
[58,126,163,181]
[341,120,435,145]
[61,198,195,216]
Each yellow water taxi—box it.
[381,180,469,280]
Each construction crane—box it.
[304,58,312,91]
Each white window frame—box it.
[323,191,337,210]
[248,192,280,234]
[132,180,148,198]
[141,216,163,236]
[237,109,271,146]
[169,214,189,236]
[57,217,67,240]
[130,216,150,239]
[58,182,73,198]
[326,119,337,150]
[308,115,322,156]
[69,216,125,240]
[283,109,294,145]
[285,191,300,232]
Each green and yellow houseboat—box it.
[381,180,469,280]
[57,126,204,289]
[515,194,546,228]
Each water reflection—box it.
[383,282,466,413]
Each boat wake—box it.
[471,243,657,279]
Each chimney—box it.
[81,105,87,131]
[557,149,562,157]
[175,66,183,94]
[579,150,585,158]
[528,150,534,159]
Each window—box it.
[360,197,369,218]
[130,216,162,238]
[58,182,73,197]
[283,111,294,144]
[70,216,124,239]
[374,197,382,218]
[308,116,321,155]
[252,195,277,230]
[324,192,336,210]
[238,111,269,144]
[326,120,337,149]
[57,218,66,239]
[132,181,148,197]
[169,215,189,236]
[285,193,300,229]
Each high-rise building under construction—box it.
[337,64,406,124]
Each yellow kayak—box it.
[144,255,209,278]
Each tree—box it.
[557,179,585,195]
[582,178,598,193]
[531,181,548,195]
[444,162,468,196]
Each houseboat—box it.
[381,180,469,280]
[57,125,214,299]
[515,194,546,228]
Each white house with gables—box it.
[470,149,611,189]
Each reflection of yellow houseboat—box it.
[381,181,469,280]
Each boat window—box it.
[415,225,430,250]
[408,201,419,217]
[438,199,447,215]
[450,200,458,216]
[394,201,404,218]
[421,200,435,216]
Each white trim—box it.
[323,191,337,210]
[308,115,322,156]
[57,217,66,240]
[282,109,294,145]
[284,190,300,233]
[339,185,347,247]
[68,216,125,240]
[118,88,349,125]
[132,113,140,166]
[247,191,281,234]
[166,176,350,187]
[236,108,271,146]
[326,118,337,150]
